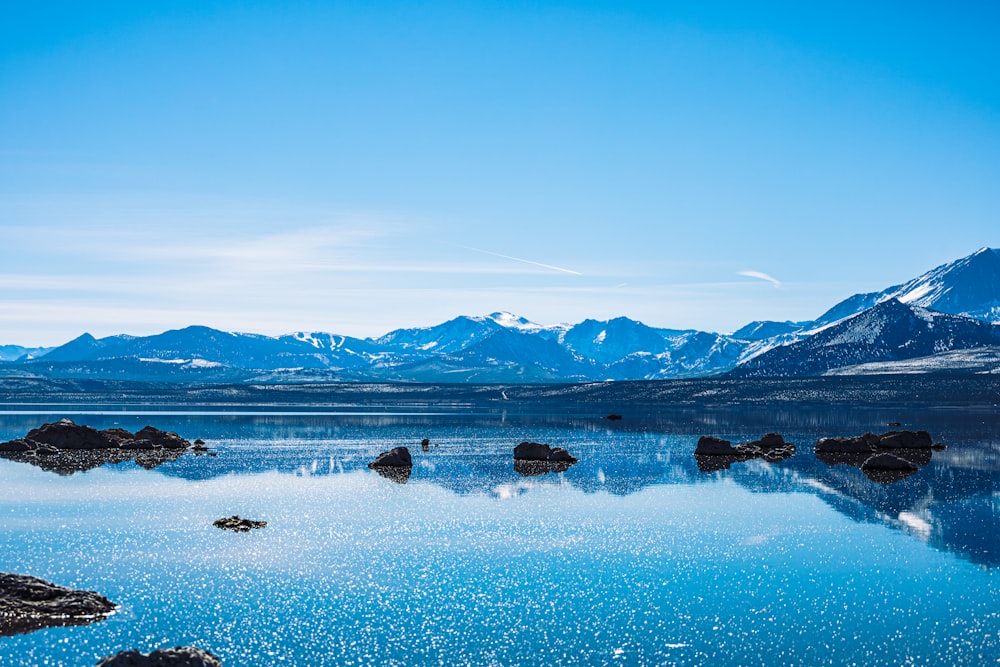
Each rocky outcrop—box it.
[694,433,796,472]
[96,646,223,666]
[0,419,193,475]
[512,442,578,476]
[368,446,413,468]
[513,441,578,463]
[0,572,115,636]
[815,429,944,483]
[212,516,267,532]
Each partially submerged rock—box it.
[0,572,115,637]
[513,441,578,463]
[815,429,944,483]
[368,446,413,468]
[604,414,623,421]
[0,419,193,475]
[96,646,223,666]
[694,433,796,472]
[212,516,267,533]
[512,442,578,476]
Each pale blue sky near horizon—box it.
[2,1,998,346]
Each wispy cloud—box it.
[459,245,583,276]
[738,270,782,288]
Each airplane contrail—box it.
[460,245,583,276]
[738,270,782,288]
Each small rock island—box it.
[0,419,194,475]
[0,572,116,637]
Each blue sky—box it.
[2,1,998,345]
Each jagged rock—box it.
[815,433,880,453]
[877,430,933,449]
[0,420,193,475]
[816,429,942,483]
[96,646,223,666]
[212,516,266,532]
[134,426,189,449]
[513,442,578,463]
[0,572,115,637]
[694,436,738,455]
[368,446,412,468]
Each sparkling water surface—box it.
[1,408,998,666]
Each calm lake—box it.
[1,403,998,666]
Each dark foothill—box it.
[95,646,223,666]
[0,572,116,637]
[368,446,413,468]
[0,420,193,475]
[604,414,623,421]
[212,516,267,532]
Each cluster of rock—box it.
[96,646,223,666]
[366,439,581,483]
[693,433,796,472]
[212,516,267,533]
[513,441,579,476]
[0,572,116,637]
[816,429,946,483]
[0,419,195,475]
[693,427,946,484]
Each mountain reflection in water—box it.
[1,406,998,569]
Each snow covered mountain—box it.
[730,299,1000,378]
[3,248,999,382]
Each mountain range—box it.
[3,247,1000,382]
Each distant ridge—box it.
[3,249,999,381]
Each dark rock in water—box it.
[815,433,880,453]
[0,420,193,475]
[888,421,902,427]
[368,446,412,468]
[694,436,738,455]
[513,441,578,464]
[373,465,412,484]
[816,429,942,483]
[0,572,115,637]
[193,439,206,446]
[96,646,223,666]
[212,516,267,532]
[420,438,430,452]
[877,430,933,449]
[514,459,575,477]
[604,414,623,421]
[694,433,795,471]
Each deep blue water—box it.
[1,407,998,666]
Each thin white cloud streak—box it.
[459,245,583,276]
[738,270,782,288]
